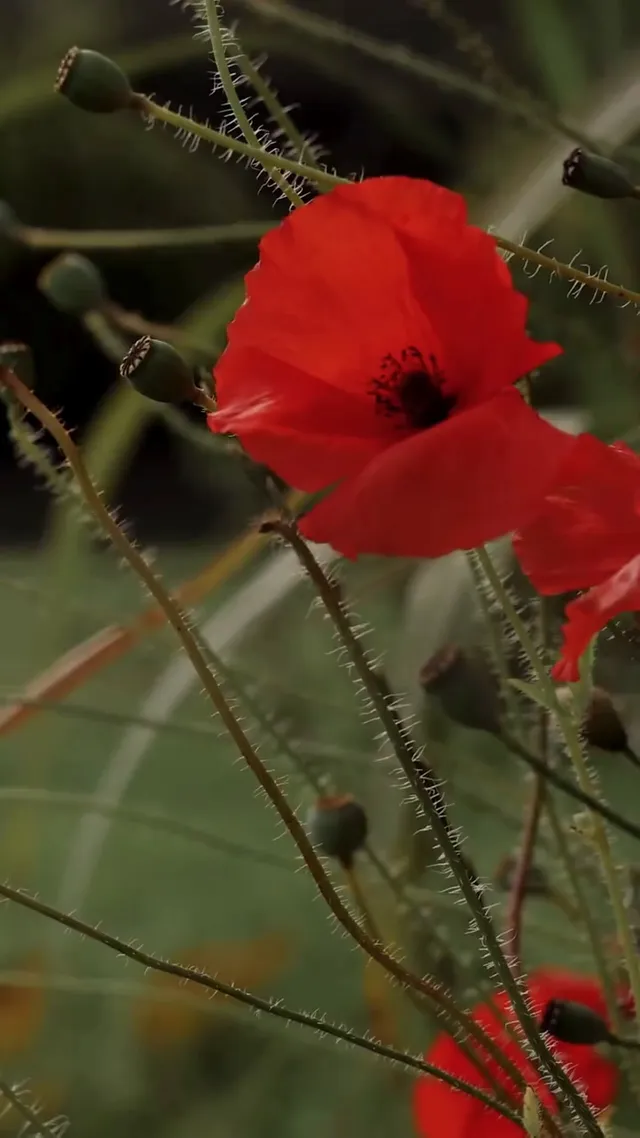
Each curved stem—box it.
[0,370,528,1109]
[0,879,520,1126]
[139,96,341,189]
[272,520,594,1137]
[23,220,272,252]
[476,546,637,1042]
[202,0,303,206]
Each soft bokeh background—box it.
[2,1,640,1135]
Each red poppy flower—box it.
[208,177,573,558]
[413,967,618,1138]
[513,434,640,681]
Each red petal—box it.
[413,968,616,1138]
[345,178,561,402]
[514,434,640,594]
[300,390,575,558]
[222,177,558,410]
[553,554,640,682]
[224,183,440,398]
[209,348,388,491]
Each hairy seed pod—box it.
[562,148,639,200]
[38,252,106,317]
[307,795,368,868]
[55,47,138,114]
[541,998,610,1046]
[120,337,199,404]
[419,644,501,736]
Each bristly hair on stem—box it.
[0,366,542,1116]
[262,515,603,1138]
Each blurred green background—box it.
[2,0,640,1135]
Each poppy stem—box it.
[0,880,524,1128]
[0,369,528,1122]
[495,235,640,308]
[505,776,546,970]
[138,96,344,192]
[271,521,597,1138]
[21,220,273,252]
[477,546,640,1052]
[200,0,305,208]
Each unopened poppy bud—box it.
[0,342,35,387]
[419,644,501,736]
[540,998,610,1046]
[583,687,630,753]
[562,148,640,200]
[38,252,106,316]
[307,795,368,868]
[55,47,138,114]
[120,337,199,404]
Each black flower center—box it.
[370,346,456,431]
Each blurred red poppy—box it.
[208,177,572,558]
[514,435,640,680]
[413,967,618,1138]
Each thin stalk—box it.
[139,95,341,189]
[271,519,599,1137]
[238,56,317,164]
[23,220,271,251]
[202,0,303,206]
[505,778,546,969]
[137,99,640,308]
[500,731,640,843]
[0,880,521,1126]
[0,370,531,1109]
[476,546,640,1045]
[0,1076,56,1137]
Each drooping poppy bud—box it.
[120,336,200,405]
[307,795,368,868]
[0,342,35,387]
[38,252,106,316]
[55,47,140,114]
[562,148,640,200]
[419,644,501,736]
[540,998,611,1046]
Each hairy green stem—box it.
[273,520,597,1137]
[1,369,529,1110]
[23,220,271,251]
[202,0,304,206]
[0,879,520,1125]
[139,95,341,189]
[476,546,640,1045]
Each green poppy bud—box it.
[120,337,199,404]
[38,252,106,317]
[0,342,35,387]
[540,998,610,1046]
[307,795,368,868]
[55,47,138,114]
[562,148,640,200]
[419,644,501,736]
